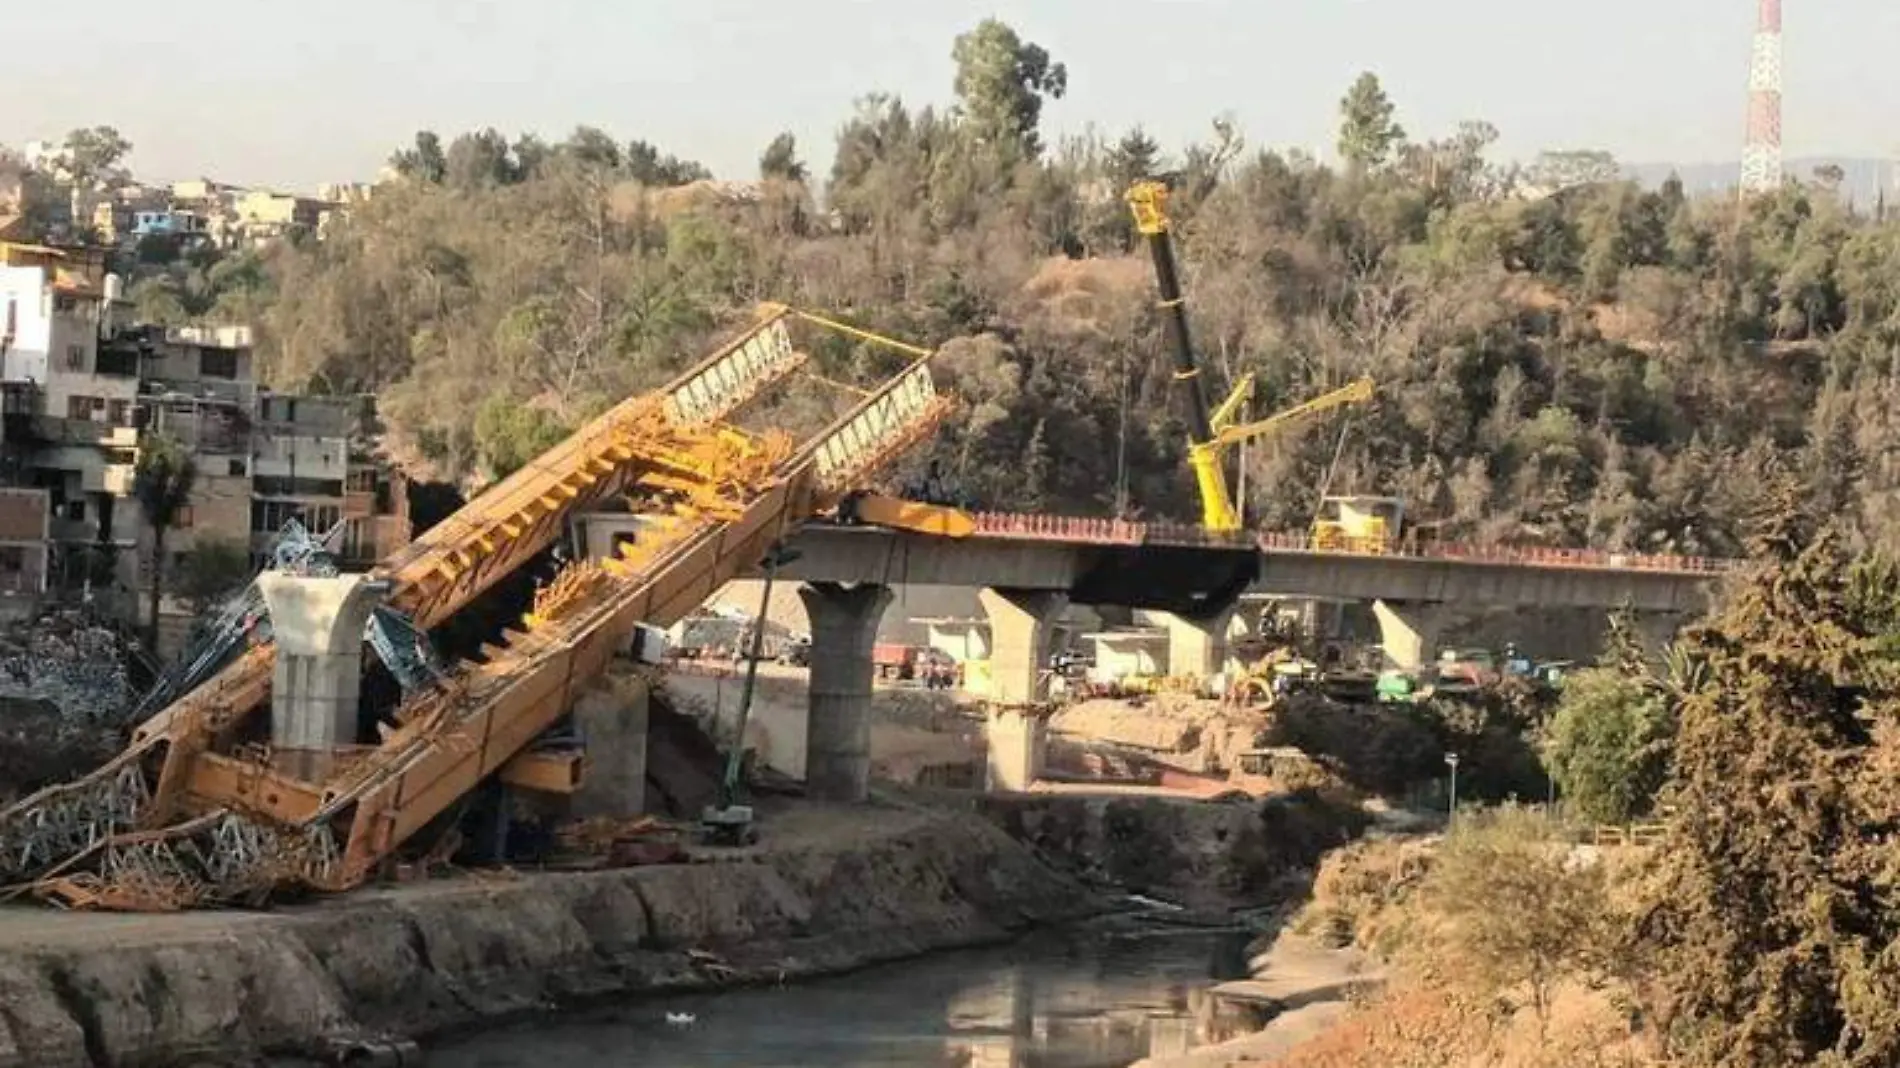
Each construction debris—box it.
[551,815,688,868]
[0,606,138,726]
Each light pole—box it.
[1444,752,1460,830]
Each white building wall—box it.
[42,299,127,417]
[0,266,50,384]
[251,432,348,480]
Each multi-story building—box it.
[136,327,408,652]
[230,190,333,245]
[169,178,243,209]
[0,239,410,646]
[0,486,50,619]
[0,239,140,609]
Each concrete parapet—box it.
[799,582,893,803]
[986,707,1047,793]
[979,587,1067,707]
[255,572,386,780]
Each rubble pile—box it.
[0,608,137,801]
[0,608,138,725]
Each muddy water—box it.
[425,925,1256,1068]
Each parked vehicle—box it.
[873,642,920,680]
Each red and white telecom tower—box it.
[1740,0,1784,196]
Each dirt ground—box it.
[1052,692,1270,773]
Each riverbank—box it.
[0,800,1100,1067]
[1131,933,1385,1068]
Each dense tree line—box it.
[161,18,1900,557]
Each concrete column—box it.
[1157,606,1237,679]
[986,707,1047,793]
[571,678,650,818]
[1371,599,1447,672]
[799,582,893,803]
[255,572,386,781]
[979,587,1067,707]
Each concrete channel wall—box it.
[0,808,1096,1068]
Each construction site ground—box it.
[664,661,1289,796]
[665,660,986,785]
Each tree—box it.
[1105,127,1161,191]
[951,18,1068,157]
[624,139,711,186]
[174,538,253,618]
[389,130,447,183]
[561,126,622,170]
[1543,665,1673,824]
[443,128,516,190]
[1641,482,1900,1066]
[1420,806,1613,1032]
[1336,72,1405,171]
[132,435,197,649]
[511,134,552,181]
[758,132,808,183]
[50,125,132,226]
[473,394,573,479]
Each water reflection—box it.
[426,926,1256,1068]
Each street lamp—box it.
[1443,752,1460,830]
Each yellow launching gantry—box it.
[1126,179,1375,533]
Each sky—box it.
[6,0,1897,192]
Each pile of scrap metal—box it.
[551,815,688,868]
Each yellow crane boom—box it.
[1127,179,1376,532]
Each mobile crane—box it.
[1126,179,1375,533]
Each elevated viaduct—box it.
[573,509,1739,787]
[576,513,1730,677]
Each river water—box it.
[424,925,1258,1068]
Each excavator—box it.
[0,304,973,910]
[1125,179,1374,533]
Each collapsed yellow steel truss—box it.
[1,305,952,910]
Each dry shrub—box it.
[1279,981,1653,1068]
[1294,836,1434,954]
[1413,807,1615,1030]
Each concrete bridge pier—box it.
[799,581,893,803]
[978,587,1065,793]
[979,587,1068,706]
[985,708,1048,793]
[255,572,387,782]
[1372,598,1450,672]
[1157,605,1238,678]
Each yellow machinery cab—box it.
[1312,495,1405,554]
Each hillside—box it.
[97,32,1900,563]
